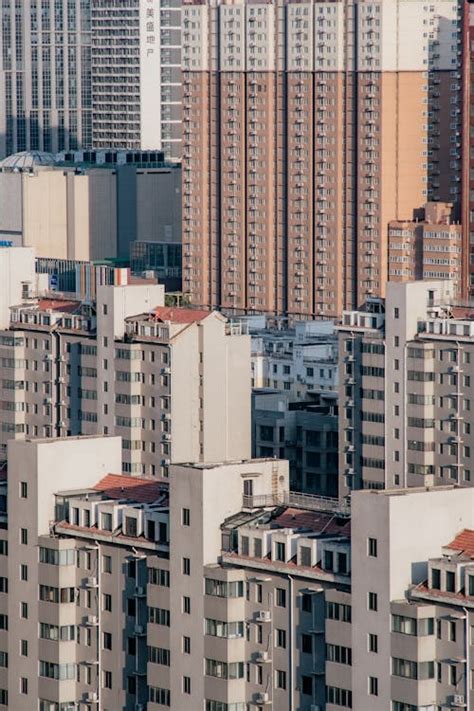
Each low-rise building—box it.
[0,150,181,263]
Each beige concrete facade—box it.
[0,273,251,477]
[1,437,474,710]
[182,0,463,318]
[337,279,474,499]
[0,160,182,262]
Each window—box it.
[205,578,243,598]
[275,542,285,562]
[446,570,456,593]
[101,513,112,532]
[20,678,28,695]
[302,634,312,654]
[103,670,112,689]
[103,632,112,650]
[368,592,378,611]
[20,529,27,545]
[276,588,286,607]
[326,601,352,623]
[20,640,28,657]
[148,646,171,666]
[20,603,27,619]
[326,685,352,708]
[102,555,112,574]
[301,675,313,695]
[182,557,190,575]
[20,482,27,499]
[182,508,190,526]
[302,593,312,613]
[183,676,191,694]
[368,634,378,653]
[149,687,170,706]
[148,607,170,627]
[368,537,377,557]
[276,670,287,689]
[276,629,286,648]
[431,568,441,589]
[0,616,7,630]
[148,567,170,587]
[103,594,112,612]
[394,307,399,319]
[450,665,457,685]
[392,658,434,680]
[183,596,191,614]
[326,644,352,665]
[449,620,456,642]
[183,636,191,654]
[0,652,7,668]
[369,676,378,696]
[20,564,28,581]
[0,579,7,594]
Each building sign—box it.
[0,241,13,247]
[140,0,162,150]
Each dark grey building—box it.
[252,389,339,497]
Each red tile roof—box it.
[93,474,166,504]
[38,299,81,313]
[152,306,211,324]
[445,529,474,558]
[273,507,351,538]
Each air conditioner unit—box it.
[134,624,145,635]
[85,576,98,587]
[255,692,270,704]
[256,650,269,662]
[86,615,98,626]
[84,691,98,702]
[451,696,465,707]
[135,586,146,596]
[160,367,171,375]
[255,610,271,622]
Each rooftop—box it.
[152,306,213,324]
[37,298,82,313]
[0,150,57,170]
[93,474,167,505]
[272,507,351,537]
[445,529,474,559]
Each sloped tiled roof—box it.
[93,474,166,504]
[445,529,474,558]
[272,507,351,538]
[152,306,212,324]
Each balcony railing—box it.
[242,491,350,517]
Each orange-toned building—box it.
[388,202,463,297]
[182,0,464,318]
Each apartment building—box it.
[252,389,339,496]
[0,1,182,160]
[388,202,463,296]
[0,248,251,476]
[182,0,465,317]
[337,278,474,498]
[2,436,474,709]
[90,0,181,159]
[250,319,338,396]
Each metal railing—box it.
[242,491,350,517]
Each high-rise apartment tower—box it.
[182,0,465,317]
[0,0,181,159]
